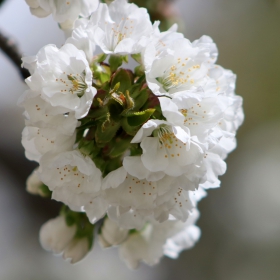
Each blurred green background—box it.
[0,0,280,279]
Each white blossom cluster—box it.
[21,0,243,269]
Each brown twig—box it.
[0,31,30,80]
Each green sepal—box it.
[129,143,142,156]
[92,53,107,63]
[111,69,134,93]
[108,136,133,158]
[95,117,121,143]
[134,74,146,86]
[126,108,155,126]
[121,118,140,136]
[131,88,149,111]
[91,156,106,173]
[120,90,135,116]
[124,90,134,110]
[128,83,142,98]
[39,184,52,197]
[75,129,84,144]
[86,106,108,120]
[129,228,138,235]
[78,138,100,158]
[111,92,125,107]
[99,64,112,84]
[59,206,95,250]
[131,53,142,64]
[109,55,123,72]
[134,64,145,77]
[91,89,107,106]
[122,55,129,63]
[91,63,111,85]
[103,156,122,177]
[107,100,123,121]
[74,217,95,250]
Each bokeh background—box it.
[0,0,280,279]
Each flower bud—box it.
[63,238,90,264]
[99,218,129,247]
[26,168,51,197]
[39,216,76,254]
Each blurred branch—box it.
[0,0,7,7]
[0,31,30,80]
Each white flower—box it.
[102,167,196,227]
[22,126,76,162]
[87,0,153,54]
[25,43,96,119]
[107,206,148,230]
[154,185,194,222]
[99,218,129,247]
[158,92,232,143]
[145,37,217,97]
[39,150,102,210]
[39,215,76,254]
[19,91,78,136]
[65,19,96,62]
[21,55,37,75]
[206,65,236,96]
[119,209,200,269]
[163,209,201,259]
[105,173,159,212]
[131,119,204,177]
[25,0,99,29]
[143,22,184,71]
[52,188,109,222]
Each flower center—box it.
[67,71,87,97]
[105,17,135,51]
[154,125,175,147]
[181,103,208,126]
[156,57,201,92]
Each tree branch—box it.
[0,31,30,80]
[0,0,7,7]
